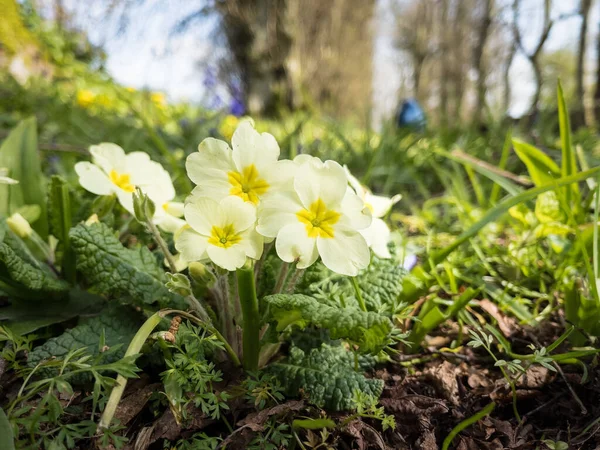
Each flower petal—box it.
[232,120,280,171]
[190,178,232,202]
[343,165,368,199]
[239,228,264,260]
[317,229,370,276]
[164,201,184,217]
[90,143,127,174]
[366,192,401,218]
[219,195,257,231]
[175,226,208,263]
[154,214,187,234]
[207,244,247,271]
[184,196,222,235]
[256,190,303,238]
[116,189,134,214]
[74,162,114,195]
[294,159,347,209]
[361,218,392,259]
[341,188,372,230]
[187,138,235,185]
[275,223,319,269]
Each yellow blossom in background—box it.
[76,89,95,107]
[151,92,166,109]
[219,115,240,141]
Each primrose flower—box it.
[345,167,401,259]
[186,120,292,206]
[257,158,371,276]
[74,143,184,232]
[175,195,263,271]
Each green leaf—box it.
[0,407,15,450]
[48,176,76,283]
[0,221,69,297]
[69,222,186,308]
[0,289,103,335]
[557,80,581,215]
[534,191,566,224]
[268,344,383,411]
[292,418,336,430]
[27,305,141,366]
[0,117,48,237]
[264,294,392,353]
[512,139,560,187]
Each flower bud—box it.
[7,213,32,238]
[165,273,192,297]
[133,187,156,223]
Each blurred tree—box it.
[512,0,554,122]
[214,0,376,118]
[539,48,576,107]
[574,0,592,127]
[393,0,509,127]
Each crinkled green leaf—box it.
[69,222,186,308]
[264,293,391,353]
[28,305,141,366]
[0,221,68,296]
[268,343,383,411]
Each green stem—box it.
[442,402,496,450]
[98,311,164,431]
[273,262,290,294]
[145,219,211,322]
[351,277,367,311]
[237,264,260,371]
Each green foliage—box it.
[0,117,48,237]
[27,305,141,367]
[264,293,392,353]
[48,175,76,282]
[7,345,137,449]
[243,372,285,409]
[161,321,230,422]
[267,343,384,411]
[69,222,186,308]
[512,139,560,187]
[0,220,68,297]
[0,407,15,450]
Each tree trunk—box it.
[473,0,493,123]
[439,0,449,127]
[217,0,295,116]
[575,0,592,127]
[503,42,516,114]
[595,20,600,122]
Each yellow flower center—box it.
[109,170,135,193]
[207,224,242,248]
[296,198,341,239]
[228,164,270,205]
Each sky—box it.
[63,0,599,121]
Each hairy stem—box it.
[351,276,367,311]
[273,262,290,294]
[237,264,260,371]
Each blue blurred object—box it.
[396,98,426,130]
[229,81,246,117]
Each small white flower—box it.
[175,195,263,271]
[257,158,371,276]
[186,120,293,206]
[0,168,18,185]
[344,167,401,259]
[75,143,184,233]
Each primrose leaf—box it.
[267,343,383,411]
[28,305,141,366]
[69,222,186,308]
[0,117,48,237]
[264,294,392,353]
[0,221,69,297]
